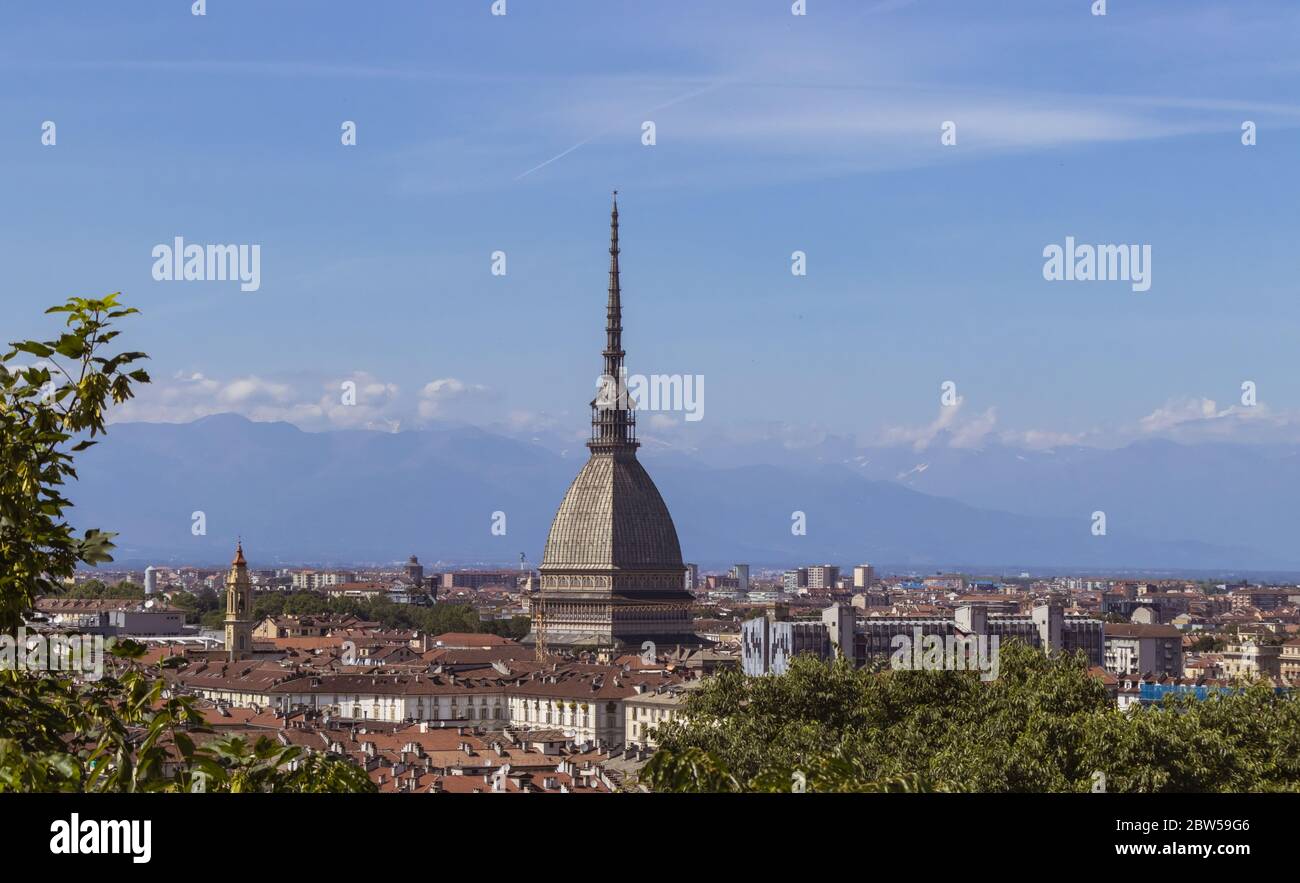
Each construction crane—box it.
[533,593,547,661]
[520,552,548,661]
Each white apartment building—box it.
[291,570,357,591]
[166,662,678,748]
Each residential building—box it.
[33,598,186,636]
[1281,638,1300,683]
[624,682,699,748]
[291,570,357,591]
[439,571,518,591]
[853,564,876,589]
[1220,640,1283,680]
[782,568,808,594]
[807,565,840,594]
[1103,623,1183,676]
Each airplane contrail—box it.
[514,81,722,181]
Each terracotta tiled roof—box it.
[430,632,517,648]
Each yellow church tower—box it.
[223,541,254,661]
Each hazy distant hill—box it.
[664,432,1300,561]
[69,414,1294,572]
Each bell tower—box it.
[224,541,254,661]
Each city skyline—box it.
[4,1,1300,827]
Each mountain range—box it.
[68,414,1300,575]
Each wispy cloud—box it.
[878,397,998,451]
[1135,396,1291,442]
[114,371,404,432]
[515,81,723,180]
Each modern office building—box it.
[742,606,852,677]
[743,601,1104,675]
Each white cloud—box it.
[502,10,1261,189]
[112,371,404,432]
[106,369,586,438]
[1138,396,1226,434]
[417,378,491,420]
[217,376,294,405]
[1134,396,1285,442]
[878,398,998,451]
[108,374,1300,452]
[950,407,999,449]
[874,393,1300,453]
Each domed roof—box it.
[541,451,683,571]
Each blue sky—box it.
[4,0,1300,452]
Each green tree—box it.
[0,296,373,793]
[642,641,1300,793]
[1,294,148,631]
[197,734,375,794]
[54,577,106,596]
[170,587,221,625]
[50,579,145,600]
[0,640,375,793]
[266,591,501,637]
[1189,634,1222,653]
[252,592,287,620]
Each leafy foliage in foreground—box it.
[642,642,1300,793]
[1,294,148,632]
[0,640,373,793]
[0,296,373,793]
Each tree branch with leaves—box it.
[0,295,374,793]
[1,293,149,632]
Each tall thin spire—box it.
[591,190,636,450]
[604,190,623,379]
